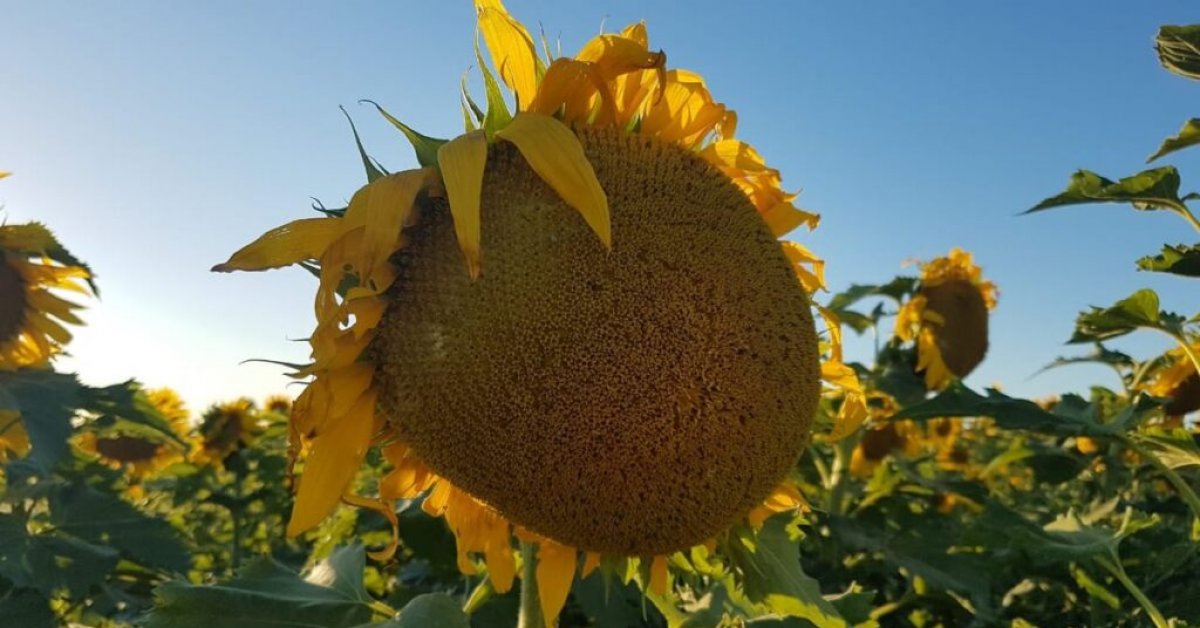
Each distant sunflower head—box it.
[215,0,862,618]
[894,248,997,390]
[76,387,190,479]
[1143,345,1200,418]
[0,216,94,370]
[192,398,261,464]
[264,393,292,415]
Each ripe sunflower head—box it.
[216,1,861,618]
[894,248,997,390]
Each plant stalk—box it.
[517,541,545,628]
[1096,556,1168,628]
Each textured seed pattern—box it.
[372,126,821,555]
[0,256,26,343]
[923,279,989,379]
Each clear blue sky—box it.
[2,1,1197,413]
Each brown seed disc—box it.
[371,126,821,555]
[0,256,27,344]
[922,279,989,379]
[95,435,160,463]
[1166,372,1200,416]
[860,423,904,460]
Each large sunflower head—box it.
[215,0,861,619]
[0,217,94,370]
[894,248,997,390]
[1142,344,1200,418]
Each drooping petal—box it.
[342,169,434,289]
[580,552,601,578]
[212,217,343,272]
[474,0,542,109]
[287,390,377,536]
[529,58,598,122]
[535,540,577,623]
[437,130,490,278]
[495,113,610,248]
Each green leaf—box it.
[49,483,189,572]
[391,593,468,628]
[1148,118,1200,162]
[893,382,1149,437]
[826,277,917,311]
[360,100,447,169]
[729,515,845,627]
[1132,427,1200,470]
[1036,344,1134,376]
[1027,167,1190,214]
[145,554,374,628]
[304,544,371,604]
[340,106,386,183]
[81,380,188,447]
[1070,289,1186,343]
[0,587,56,628]
[1156,25,1200,81]
[1137,243,1200,278]
[474,43,513,137]
[0,370,82,472]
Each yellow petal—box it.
[436,131,489,279]
[529,58,598,122]
[0,171,9,180]
[829,390,868,441]
[580,552,601,579]
[342,169,433,289]
[212,217,343,272]
[484,523,517,593]
[535,540,577,623]
[575,33,665,82]
[287,391,376,536]
[475,0,541,109]
[649,555,669,596]
[495,113,610,248]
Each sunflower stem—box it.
[517,541,545,628]
[1095,555,1168,628]
[1122,435,1200,523]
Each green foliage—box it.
[144,547,377,628]
[1070,289,1187,343]
[361,100,447,169]
[1028,167,1194,215]
[1138,243,1200,277]
[1157,25,1200,81]
[1148,118,1200,162]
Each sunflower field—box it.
[3,4,1200,627]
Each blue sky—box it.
[2,1,1197,413]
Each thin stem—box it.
[827,437,853,515]
[1170,201,1200,235]
[1123,435,1200,522]
[517,541,545,628]
[1095,556,1168,628]
[1171,333,1200,377]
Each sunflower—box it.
[215,1,861,620]
[191,398,262,465]
[894,248,997,390]
[1142,344,1200,420]
[264,393,292,415]
[75,387,191,479]
[0,219,94,370]
[849,420,920,479]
